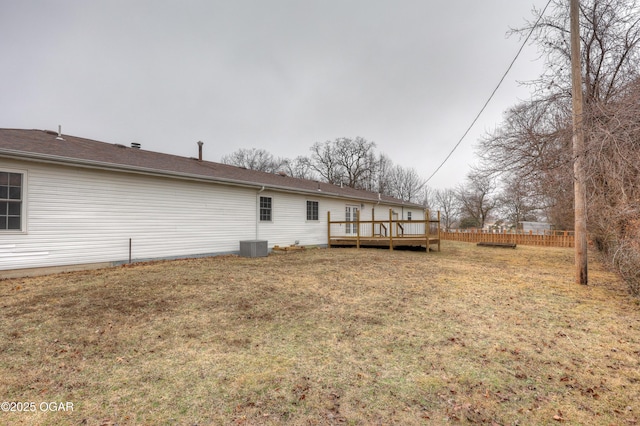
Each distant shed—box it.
[519,221,552,232]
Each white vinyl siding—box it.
[256,196,423,247]
[255,194,362,248]
[0,159,427,272]
[0,160,256,270]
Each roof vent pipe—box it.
[55,125,64,141]
[197,141,204,161]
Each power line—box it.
[425,0,553,184]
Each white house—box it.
[0,129,425,277]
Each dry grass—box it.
[1,241,639,425]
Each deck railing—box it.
[328,209,441,251]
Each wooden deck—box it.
[328,209,441,252]
[330,236,441,249]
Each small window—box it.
[260,196,272,221]
[306,201,319,221]
[0,171,23,231]
[407,212,412,221]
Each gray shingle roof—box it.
[0,128,423,208]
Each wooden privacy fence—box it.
[440,229,575,248]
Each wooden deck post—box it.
[389,208,394,251]
[372,208,375,237]
[356,209,360,249]
[327,211,331,248]
[389,209,393,251]
[425,209,430,254]
[437,210,441,252]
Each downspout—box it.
[256,186,265,239]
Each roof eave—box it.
[0,148,421,208]
[0,148,262,190]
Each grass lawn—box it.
[1,241,639,425]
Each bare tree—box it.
[496,175,541,229]
[434,188,459,231]
[483,0,640,214]
[280,156,316,180]
[225,137,435,208]
[309,140,344,185]
[334,137,376,188]
[517,0,640,103]
[419,185,436,211]
[585,79,640,249]
[309,137,377,188]
[478,99,575,229]
[456,173,497,229]
[386,165,425,203]
[478,0,640,292]
[358,151,382,192]
[221,148,283,173]
[586,79,640,294]
[370,153,394,195]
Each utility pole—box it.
[571,0,588,285]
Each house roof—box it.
[0,128,423,208]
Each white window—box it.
[0,170,25,231]
[306,201,319,221]
[260,196,272,221]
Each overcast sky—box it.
[1,0,548,189]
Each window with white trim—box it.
[306,200,319,221]
[407,212,412,221]
[260,196,272,221]
[0,171,23,231]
